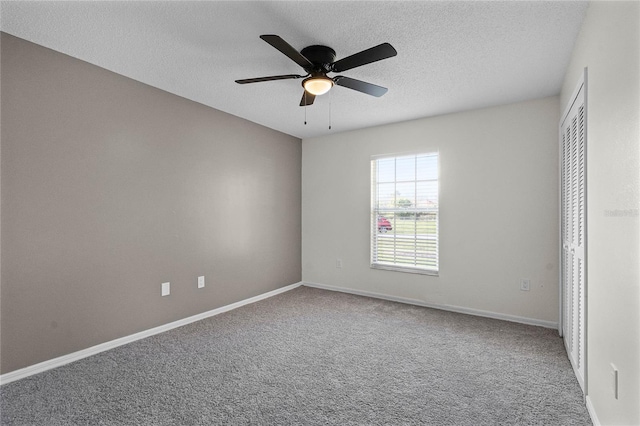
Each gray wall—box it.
[0,33,301,374]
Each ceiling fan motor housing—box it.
[300,45,336,72]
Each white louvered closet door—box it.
[560,72,586,393]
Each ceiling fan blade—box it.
[333,76,388,97]
[235,74,305,84]
[260,35,314,70]
[300,91,316,106]
[331,43,397,72]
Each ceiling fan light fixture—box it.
[236,35,397,106]
[303,75,334,96]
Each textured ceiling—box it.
[0,1,588,139]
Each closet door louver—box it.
[560,74,586,393]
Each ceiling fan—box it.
[235,35,397,106]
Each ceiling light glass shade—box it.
[303,76,334,96]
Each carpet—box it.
[1,286,591,425]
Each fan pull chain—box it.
[328,90,332,130]
[304,91,307,125]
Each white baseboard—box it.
[303,281,558,329]
[0,281,302,386]
[585,396,601,426]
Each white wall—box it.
[561,2,640,424]
[303,96,560,326]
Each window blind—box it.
[371,153,439,274]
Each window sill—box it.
[371,264,439,276]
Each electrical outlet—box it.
[611,363,619,399]
[198,276,205,289]
[336,259,343,268]
[520,279,531,291]
[161,282,170,296]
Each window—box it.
[371,153,439,275]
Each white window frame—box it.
[371,152,439,275]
